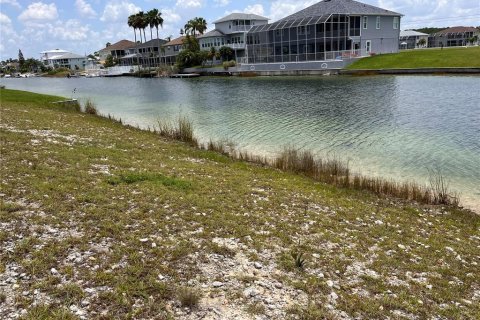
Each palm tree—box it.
[133,13,143,43]
[194,17,207,35]
[128,14,137,43]
[135,11,147,43]
[152,9,164,40]
[185,17,207,37]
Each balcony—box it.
[226,43,246,50]
[229,25,253,33]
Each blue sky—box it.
[0,0,479,60]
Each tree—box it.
[184,17,207,37]
[18,49,25,68]
[104,54,115,67]
[128,14,137,43]
[219,46,234,61]
[147,9,163,41]
[417,38,427,47]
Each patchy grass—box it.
[347,46,480,69]
[1,89,479,319]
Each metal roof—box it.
[400,30,428,37]
[51,53,86,60]
[279,0,402,21]
[198,29,225,39]
[213,13,269,24]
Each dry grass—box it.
[83,98,98,115]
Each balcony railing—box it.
[230,25,253,33]
[226,43,246,49]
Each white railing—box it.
[226,43,246,50]
[105,65,140,76]
[230,26,253,33]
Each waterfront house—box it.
[198,13,269,62]
[98,40,136,63]
[428,27,480,48]
[399,30,429,49]
[243,0,402,70]
[40,49,87,70]
[121,39,168,67]
[161,36,187,65]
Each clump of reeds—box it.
[157,116,198,146]
[272,146,458,206]
[151,115,459,207]
[84,98,98,115]
[429,169,459,206]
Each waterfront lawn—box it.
[1,89,479,319]
[347,46,480,69]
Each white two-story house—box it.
[198,13,269,62]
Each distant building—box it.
[121,39,168,66]
[428,27,480,48]
[40,49,87,70]
[399,30,429,49]
[97,40,136,63]
[161,36,187,64]
[198,13,269,61]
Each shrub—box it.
[223,60,236,70]
[84,99,98,115]
[177,286,202,309]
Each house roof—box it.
[52,53,86,59]
[198,29,225,39]
[250,0,402,33]
[433,26,479,36]
[163,36,186,46]
[99,40,135,52]
[130,38,168,49]
[213,13,269,24]
[279,0,402,21]
[400,30,428,37]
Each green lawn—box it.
[1,89,479,319]
[347,46,480,69]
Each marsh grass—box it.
[157,116,198,146]
[83,98,98,115]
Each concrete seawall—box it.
[341,68,480,75]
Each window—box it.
[363,16,368,29]
[376,16,380,29]
[393,17,399,29]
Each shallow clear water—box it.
[2,75,479,211]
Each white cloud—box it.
[176,0,204,9]
[0,12,12,25]
[243,4,265,16]
[213,0,230,7]
[268,0,317,22]
[49,19,91,41]
[0,0,21,9]
[162,9,182,24]
[18,2,58,22]
[75,0,97,18]
[100,1,141,22]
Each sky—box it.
[0,0,479,60]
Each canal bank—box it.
[1,89,479,319]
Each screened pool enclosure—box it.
[246,14,362,63]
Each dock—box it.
[170,73,201,78]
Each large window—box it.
[393,17,399,29]
[376,16,381,29]
[350,16,360,36]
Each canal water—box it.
[2,75,479,211]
